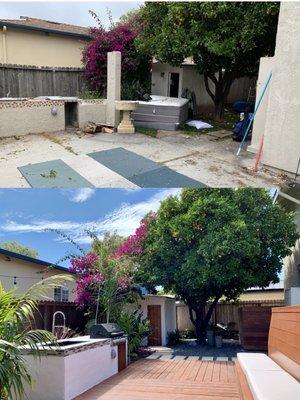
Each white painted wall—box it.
[248,3,300,173]
[138,295,176,346]
[22,342,119,400]
[152,63,255,113]
[248,57,274,153]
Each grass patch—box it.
[137,126,158,138]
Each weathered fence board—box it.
[0,64,86,98]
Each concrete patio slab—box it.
[0,129,291,188]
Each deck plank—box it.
[76,359,242,399]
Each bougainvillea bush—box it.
[68,233,136,323]
[115,212,155,258]
[83,13,151,99]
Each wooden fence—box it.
[238,305,274,351]
[33,300,86,334]
[0,64,86,98]
[176,300,284,333]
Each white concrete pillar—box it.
[106,51,121,127]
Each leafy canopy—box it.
[0,240,39,258]
[137,188,298,308]
[135,2,279,118]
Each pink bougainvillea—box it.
[115,213,155,258]
[82,18,151,95]
[68,252,101,306]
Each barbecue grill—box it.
[90,323,124,339]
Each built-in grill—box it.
[90,323,124,339]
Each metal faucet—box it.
[52,311,66,334]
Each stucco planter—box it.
[115,100,138,134]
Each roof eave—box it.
[0,21,92,40]
[0,248,74,274]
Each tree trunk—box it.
[188,297,221,345]
[203,70,235,122]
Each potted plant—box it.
[215,326,224,348]
[206,323,216,346]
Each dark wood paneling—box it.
[268,306,300,381]
[147,305,162,346]
[118,342,127,372]
[33,300,86,333]
[238,306,273,350]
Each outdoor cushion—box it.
[246,369,300,400]
[237,353,281,373]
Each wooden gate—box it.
[147,305,162,346]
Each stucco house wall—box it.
[0,24,89,68]
[0,252,75,301]
[248,2,300,174]
[138,295,176,346]
[151,62,255,113]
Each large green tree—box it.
[136,2,279,119]
[0,241,38,258]
[136,189,299,344]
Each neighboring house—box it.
[151,57,255,114]
[0,16,91,67]
[238,282,284,302]
[248,2,300,174]
[138,295,177,347]
[0,247,75,301]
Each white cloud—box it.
[0,188,181,245]
[69,188,96,203]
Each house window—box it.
[54,286,69,302]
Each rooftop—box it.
[0,247,72,273]
[0,16,92,39]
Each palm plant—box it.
[0,274,74,399]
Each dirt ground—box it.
[0,128,290,188]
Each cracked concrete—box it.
[0,129,290,188]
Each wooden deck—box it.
[76,357,242,399]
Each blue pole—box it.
[236,72,272,156]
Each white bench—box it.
[237,352,300,400]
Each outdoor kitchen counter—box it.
[21,335,127,357]
[21,335,128,400]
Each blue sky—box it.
[0,188,179,268]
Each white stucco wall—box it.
[138,295,176,346]
[152,63,255,113]
[248,57,275,153]
[249,3,300,173]
[22,342,118,400]
[77,100,107,128]
[0,100,65,137]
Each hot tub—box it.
[21,336,127,400]
[132,95,189,131]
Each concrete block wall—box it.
[77,99,107,128]
[0,100,65,137]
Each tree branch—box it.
[203,72,215,102]
[188,305,196,326]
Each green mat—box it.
[18,160,94,188]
